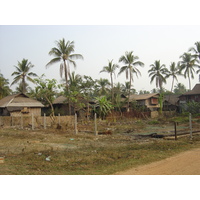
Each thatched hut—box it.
[0,93,44,116]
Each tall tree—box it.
[189,41,200,61]
[68,71,82,92]
[32,75,61,119]
[118,51,144,111]
[96,78,110,97]
[173,83,187,94]
[46,38,83,91]
[0,73,12,99]
[121,82,136,96]
[179,52,200,90]
[148,60,168,93]
[165,62,180,92]
[11,59,37,93]
[100,60,119,103]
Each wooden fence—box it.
[0,114,74,129]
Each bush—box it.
[182,101,200,114]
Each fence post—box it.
[44,113,46,129]
[11,116,13,127]
[189,113,192,140]
[58,113,60,125]
[32,113,34,130]
[94,113,98,136]
[74,113,78,134]
[174,121,177,140]
[20,113,23,129]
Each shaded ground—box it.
[115,148,200,175]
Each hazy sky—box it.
[0,25,200,92]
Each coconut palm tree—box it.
[46,38,83,91]
[165,62,181,92]
[100,60,119,103]
[118,51,144,111]
[96,78,110,97]
[11,59,37,93]
[179,52,200,90]
[173,83,187,94]
[0,73,12,99]
[68,71,82,92]
[148,60,168,93]
[189,41,200,61]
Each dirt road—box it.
[115,148,200,175]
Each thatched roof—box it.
[164,95,179,105]
[53,95,95,105]
[129,93,159,101]
[181,84,200,96]
[53,96,68,104]
[0,93,44,109]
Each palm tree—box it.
[148,60,168,93]
[0,73,12,99]
[165,62,180,92]
[100,60,119,103]
[68,71,82,92]
[118,51,144,111]
[179,52,200,90]
[173,83,187,94]
[96,78,110,96]
[189,41,200,61]
[121,82,136,96]
[11,59,37,93]
[46,38,83,91]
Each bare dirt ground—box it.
[115,148,200,175]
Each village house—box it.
[128,93,160,111]
[179,84,200,104]
[53,95,95,119]
[163,94,180,112]
[0,93,44,116]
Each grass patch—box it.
[1,117,200,175]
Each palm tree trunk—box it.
[127,68,132,112]
[64,60,72,115]
[189,76,191,90]
[171,77,175,93]
[22,76,26,94]
[110,73,114,104]
[64,60,69,91]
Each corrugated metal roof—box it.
[0,93,44,108]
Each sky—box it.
[0,25,200,92]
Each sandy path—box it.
[115,148,200,175]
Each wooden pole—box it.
[32,113,34,130]
[44,113,46,129]
[94,113,98,136]
[20,113,23,129]
[58,113,60,125]
[174,122,177,140]
[189,113,192,140]
[0,116,2,126]
[11,116,13,127]
[74,113,78,134]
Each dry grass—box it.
[1,118,200,175]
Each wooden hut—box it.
[0,93,44,116]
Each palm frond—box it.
[46,57,61,68]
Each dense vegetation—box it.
[1,40,200,115]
